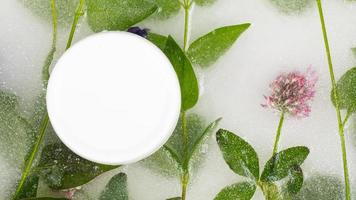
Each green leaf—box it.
[194,0,217,6]
[14,175,39,200]
[0,90,34,164]
[164,36,199,111]
[166,115,220,169]
[216,129,259,180]
[281,165,303,199]
[87,0,158,32]
[260,146,309,183]
[141,145,181,177]
[187,117,221,170]
[29,92,47,131]
[37,142,118,189]
[292,174,343,200]
[147,32,168,51]
[283,165,303,195]
[42,46,56,87]
[143,114,219,176]
[19,0,78,25]
[331,67,356,113]
[141,115,203,177]
[352,48,356,57]
[214,182,256,200]
[166,198,182,200]
[269,0,312,14]
[151,0,181,19]
[100,173,128,200]
[187,24,250,67]
[30,49,56,138]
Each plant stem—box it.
[42,0,58,86]
[316,1,350,199]
[183,0,191,51]
[181,1,191,199]
[66,0,85,50]
[181,111,189,200]
[181,169,189,200]
[182,112,188,155]
[13,0,86,198]
[339,126,350,198]
[258,181,281,200]
[13,115,49,199]
[13,1,57,198]
[272,111,285,156]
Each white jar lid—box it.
[46,32,181,165]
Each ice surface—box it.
[1,0,356,199]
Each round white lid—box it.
[46,32,181,165]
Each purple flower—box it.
[262,67,318,118]
[127,27,149,38]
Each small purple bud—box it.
[127,27,149,38]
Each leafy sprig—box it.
[315,1,354,199]
[214,129,309,200]
[12,0,121,199]
[144,1,250,200]
[13,0,59,198]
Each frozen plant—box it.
[315,1,356,200]
[7,0,251,199]
[262,68,317,155]
[142,0,251,199]
[11,0,165,198]
[213,68,316,200]
[214,129,309,200]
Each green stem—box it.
[183,0,191,51]
[13,115,49,199]
[258,181,281,200]
[181,111,189,200]
[182,112,188,154]
[272,111,285,156]
[42,0,58,87]
[13,0,57,197]
[181,1,191,199]
[339,126,350,198]
[13,0,86,198]
[316,1,350,199]
[181,170,189,200]
[66,0,85,50]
